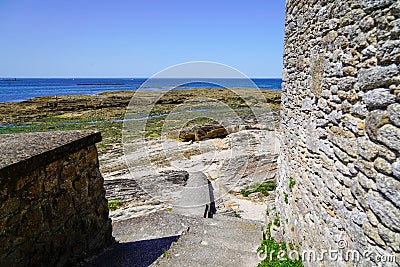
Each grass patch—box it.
[266,222,272,238]
[162,250,168,257]
[146,132,160,138]
[289,177,296,191]
[273,216,280,227]
[240,180,276,197]
[257,239,303,267]
[284,193,289,204]
[108,198,122,211]
[234,212,241,218]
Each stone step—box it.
[152,214,264,266]
[85,212,264,267]
[152,242,260,267]
[112,212,200,242]
[172,219,263,253]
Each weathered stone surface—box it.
[368,191,400,232]
[357,172,377,190]
[377,124,400,153]
[0,131,102,179]
[350,102,368,117]
[0,131,113,266]
[376,173,400,207]
[362,0,396,12]
[387,103,400,127]
[169,124,229,142]
[365,110,389,141]
[358,64,399,90]
[342,114,365,135]
[374,157,392,175]
[358,137,380,161]
[392,161,400,179]
[278,0,400,264]
[363,88,396,108]
[355,159,378,180]
[360,16,375,31]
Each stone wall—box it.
[277,0,399,266]
[0,131,113,266]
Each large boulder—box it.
[174,124,229,142]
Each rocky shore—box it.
[0,88,281,221]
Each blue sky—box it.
[0,0,286,78]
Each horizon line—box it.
[1,76,283,79]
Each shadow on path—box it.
[207,180,217,218]
[85,235,180,267]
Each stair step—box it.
[181,222,262,253]
[89,212,264,267]
[152,214,263,266]
[112,212,200,242]
[153,241,260,267]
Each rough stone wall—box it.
[277,0,399,266]
[0,131,113,266]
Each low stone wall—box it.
[277,0,399,266]
[0,131,113,266]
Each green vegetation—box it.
[265,221,272,238]
[284,193,289,204]
[146,132,160,138]
[162,250,168,257]
[273,216,280,227]
[257,239,303,267]
[240,181,277,197]
[234,212,241,218]
[0,88,281,157]
[108,198,122,211]
[259,210,302,266]
[289,177,296,191]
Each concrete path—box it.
[152,214,264,267]
[84,172,264,267]
[173,171,215,217]
[84,212,264,267]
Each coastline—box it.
[0,88,281,154]
[0,87,281,221]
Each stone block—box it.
[392,161,400,179]
[358,64,399,90]
[362,0,396,12]
[377,124,400,153]
[368,191,400,232]
[363,88,396,108]
[365,110,389,141]
[376,173,400,206]
[374,157,392,175]
[355,159,379,180]
[387,103,400,127]
[357,137,380,161]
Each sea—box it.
[0,78,282,103]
